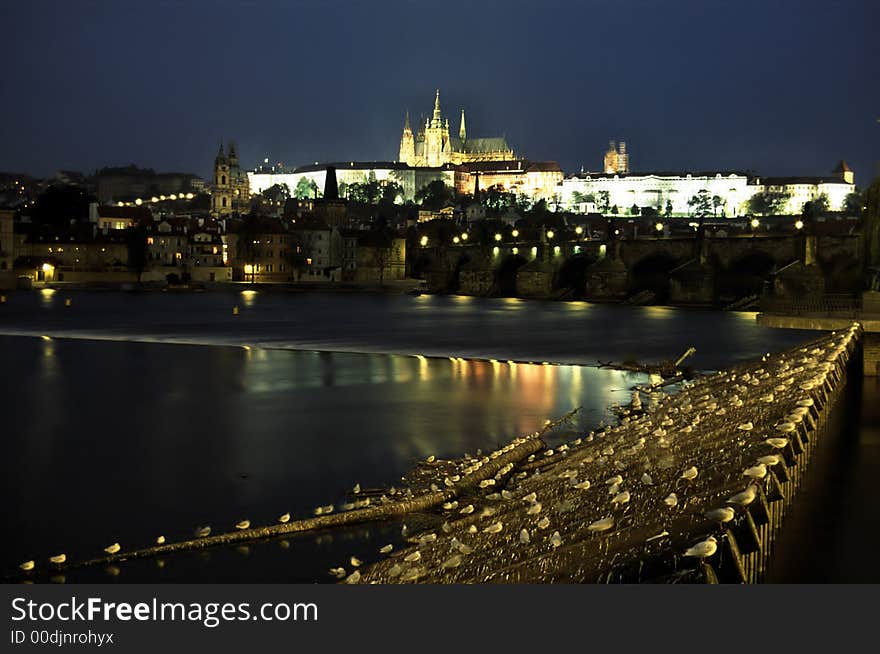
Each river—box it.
[0,290,818,582]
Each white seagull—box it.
[684,536,718,559]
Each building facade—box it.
[559,162,856,217]
[212,142,250,216]
[604,141,629,174]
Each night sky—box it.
[1,0,878,184]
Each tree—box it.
[844,191,864,215]
[803,193,829,217]
[125,224,149,283]
[596,190,611,214]
[712,195,723,217]
[294,177,319,200]
[630,203,640,216]
[381,181,404,205]
[864,178,880,272]
[748,191,791,216]
[688,190,713,218]
[415,180,454,210]
[235,212,262,284]
[641,206,659,219]
[665,199,673,217]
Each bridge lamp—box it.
[461,233,468,241]
[750,218,760,229]
[575,226,583,235]
[546,230,555,239]
[492,246,500,256]
[795,220,804,230]
[655,222,664,232]
[453,236,460,244]
[512,247,519,254]
[420,235,429,247]
[511,229,519,238]
[494,233,502,242]
[553,246,561,255]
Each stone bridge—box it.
[415,234,862,305]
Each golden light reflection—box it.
[240,289,257,307]
[40,288,56,306]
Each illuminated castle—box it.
[604,140,629,174]
[398,90,516,167]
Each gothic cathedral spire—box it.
[459,109,466,142]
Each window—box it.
[222,197,227,208]
[221,175,226,185]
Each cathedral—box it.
[398,90,516,167]
[212,141,250,216]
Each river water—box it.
[0,290,819,582]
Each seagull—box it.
[520,529,530,544]
[457,542,473,555]
[278,513,291,524]
[426,455,436,463]
[353,483,361,494]
[156,536,165,545]
[611,491,631,506]
[757,455,781,466]
[537,516,551,529]
[587,516,615,532]
[501,490,514,500]
[329,567,346,579]
[19,560,35,572]
[641,473,654,485]
[765,438,789,449]
[235,520,250,530]
[705,507,735,524]
[664,493,678,507]
[50,554,66,565]
[526,502,542,515]
[573,480,591,490]
[684,536,717,559]
[404,550,422,562]
[743,464,768,480]
[442,554,463,569]
[605,475,623,486]
[777,422,796,433]
[195,526,211,538]
[460,504,475,515]
[550,531,563,548]
[420,533,438,543]
[345,570,361,584]
[680,467,698,481]
[727,485,758,506]
[737,422,754,431]
[350,556,362,567]
[104,543,121,555]
[483,521,504,534]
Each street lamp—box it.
[460,233,468,241]
[453,236,460,244]
[794,220,804,231]
[655,222,664,233]
[420,235,429,247]
[575,226,583,235]
[494,233,502,242]
[750,218,760,229]
[511,229,519,239]
[546,229,555,239]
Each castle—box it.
[398,90,516,167]
[604,140,629,174]
[212,142,250,216]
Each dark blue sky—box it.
[1,0,877,184]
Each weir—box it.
[353,323,862,583]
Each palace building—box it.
[398,90,516,167]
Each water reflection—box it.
[3,335,647,581]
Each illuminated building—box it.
[455,160,563,202]
[560,161,856,217]
[398,90,515,167]
[604,141,629,174]
[0,209,14,280]
[212,142,250,216]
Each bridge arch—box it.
[716,250,777,300]
[494,253,529,297]
[554,252,596,297]
[629,252,679,302]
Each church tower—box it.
[399,111,415,165]
[213,142,232,215]
[424,90,445,167]
[459,109,467,142]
